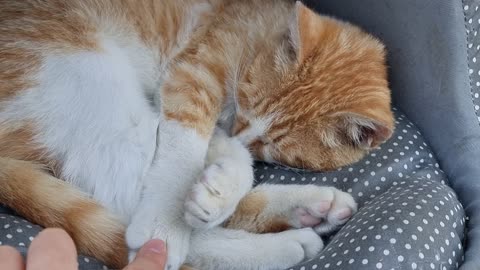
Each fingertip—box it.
[35,228,76,247]
[127,240,167,269]
[0,245,24,269]
[139,239,166,255]
[28,228,78,270]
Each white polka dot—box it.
[398,255,404,262]
[376,262,383,269]
[6,234,12,239]
[383,249,390,255]
[362,259,368,265]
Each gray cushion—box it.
[0,109,466,270]
[256,109,465,270]
[303,1,480,268]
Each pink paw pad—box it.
[294,200,334,227]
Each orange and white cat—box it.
[0,0,394,269]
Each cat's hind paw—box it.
[288,186,357,235]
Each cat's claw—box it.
[184,160,251,229]
[289,187,357,235]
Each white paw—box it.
[126,211,191,270]
[288,187,357,235]
[184,160,251,229]
[275,228,324,267]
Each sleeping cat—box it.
[0,0,394,269]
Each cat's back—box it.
[0,0,214,107]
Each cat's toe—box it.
[152,225,190,270]
[282,228,324,260]
[314,189,357,234]
[293,198,335,227]
[288,186,357,234]
[184,163,238,229]
[126,213,155,250]
[184,197,216,229]
[327,189,357,225]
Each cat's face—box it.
[233,2,394,171]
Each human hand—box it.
[0,228,167,270]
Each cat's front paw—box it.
[126,211,191,270]
[184,160,251,229]
[289,187,357,235]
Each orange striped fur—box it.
[0,158,127,268]
[0,0,393,268]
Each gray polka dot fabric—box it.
[0,213,109,269]
[255,108,465,270]
[464,0,480,124]
[0,108,466,270]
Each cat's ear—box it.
[289,1,321,62]
[336,112,394,149]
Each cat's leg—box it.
[126,57,229,270]
[224,184,358,235]
[126,118,209,270]
[187,227,323,270]
[184,128,254,229]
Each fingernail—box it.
[142,239,166,254]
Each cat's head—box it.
[233,2,394,171]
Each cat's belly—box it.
[0,43,160,222]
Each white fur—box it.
[185,183,357,269]
[0,39,159,222]
[188,227,323,270]
[0,4,358,268]
[184,128,254,229]
[253,184,358,234]
[126,119,209,270]
[235,115,274,146]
